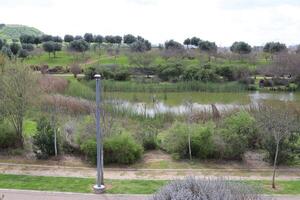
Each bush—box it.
[0,120,17,149]
[151,177,262,200]
[80,139,97,164]
[81,133,143,165]
[136,123,158,150]
[104,133,143,164]
[33,117,61,159]
[160,122,215,159]
[221,111,258,159]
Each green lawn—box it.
[0,174,299,195]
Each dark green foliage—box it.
[136,123,158,150]
[21,43,34,51]
[75,35,83,40]
[9,42,21,55]
[104,35,122,44]
[158,62,184,81]
[0,39,3,50]
[18,49,29,59]
[262,133,299,164]
[84,65,130,81]
[84,33,94,43]
[81,133,143,165]
[19,34,35,44]
[230,41,252,54]
[53,36,63,43]
[41,34,53,42]
[94,35,103,44]
[33,117,60,159]
[0,120,17,149]
[33,36,42,45]
[263,42,287,54]
[124,34,137,44]
[164,40,183,50]
[198,40,217,53]
[80,139,97,164]
[1,46,13,59]
[104,133,143,164]
[216,66,236,81]
[42,41,62,58]
[190,37,201,46]
[183,38,191,46]
[160,122,215,159]
[64,35,74,43]
[221,111,258,159]
[130,40,151,52]
[69,39,90,53]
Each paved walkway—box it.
[0,189,299,200]
[0,163,300,180]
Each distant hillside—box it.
[0,24,43,41]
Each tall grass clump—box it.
[64,78,95,100]
[91,80,247,93]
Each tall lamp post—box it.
[93,74,105,193]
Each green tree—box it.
[183,38,191,48]
[263,42,287,54]
[42,41,62,58]
[123,34,136,44]
[64,35,74,43]
[164,40,183,50]
[69,39,90,56]
[84,33,94,43]
[230,41,252,54]
[9,42,21,56]
[19,34,35,44]
[190,37,201,46]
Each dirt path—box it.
[0,189,299,200]
[0,162,300,180]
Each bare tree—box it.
[256,106,299,189]
[0,64,38,147]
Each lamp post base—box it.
[93,184,105,194]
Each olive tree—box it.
[123,34,136,44]
[84,33,94,43]
[183,38,191,48]
[42,41,62,58]
[256,106,300,189]
[230,41,252,55]
[64,34,74,43]
[0,64,38,147]
[69,39,90,56]
[264,42,287,54]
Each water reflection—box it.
[108,92,298,117]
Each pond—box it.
[103,91,300,116]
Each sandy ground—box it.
[0,162,300,180]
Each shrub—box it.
[151,177,262,200]
[80,139,97,164]
[221,111,258,159]
[81,133,143,165]
[33,117,61,159]
[136,123,158,150]
[0,120,17,149]
[104,133,143,164]
[160,122,215,159]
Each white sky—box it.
[1,0,300,46]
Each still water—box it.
[104,91,299,116]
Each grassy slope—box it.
[0,24,43,41]
[0,174,299,195]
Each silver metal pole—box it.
[93,74,105,193]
